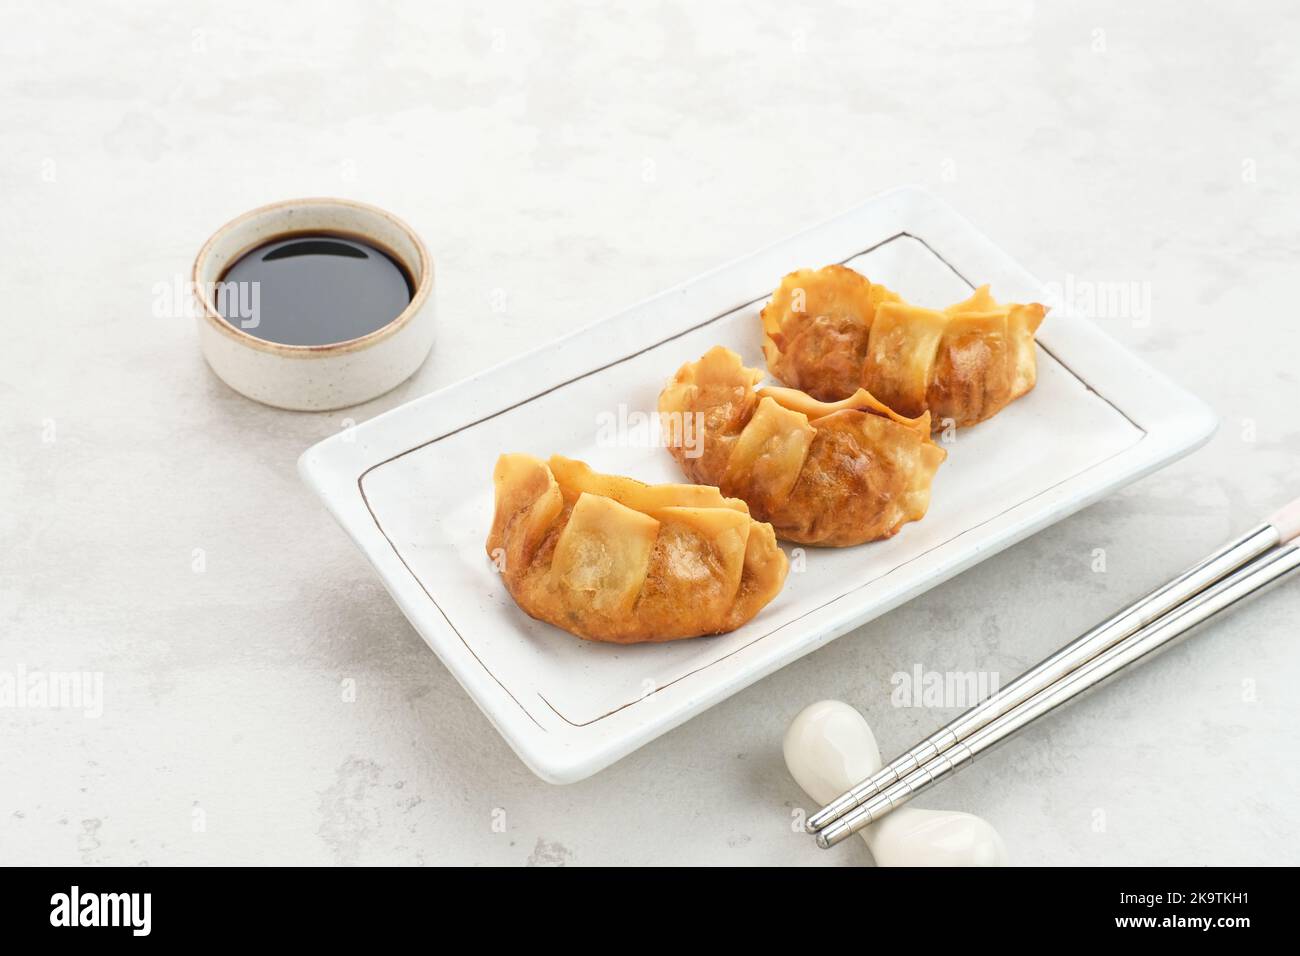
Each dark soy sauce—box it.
[216,232,415,347]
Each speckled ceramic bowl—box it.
[192,198,434,411]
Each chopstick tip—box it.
[1269,498,1300,543]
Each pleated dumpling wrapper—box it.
[658,346,947,547]
[761,265,1047,428]
[487,454,788,643]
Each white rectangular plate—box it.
[299,187,1216,783]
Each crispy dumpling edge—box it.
[760,266,1049,426]
[487,453,788,643]
[759,265,896,388]
[659,346,947,546]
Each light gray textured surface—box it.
[2,1,1297,866]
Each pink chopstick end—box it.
[1268,498,1300,543]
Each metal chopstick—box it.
[815,540,1300,848]
[806,521,1281,834]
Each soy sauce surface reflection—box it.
[216,233,414,346]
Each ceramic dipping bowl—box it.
[191,197,434,411]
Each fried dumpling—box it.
[487,454,788,643]
[659,347,947,547]
[761,266,1047,428]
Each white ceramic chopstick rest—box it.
[784,700,1007,866]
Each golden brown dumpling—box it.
[487,454,788,644]
[761,266,1047,428]
[761,264,901,400]
[659,347,947,547]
